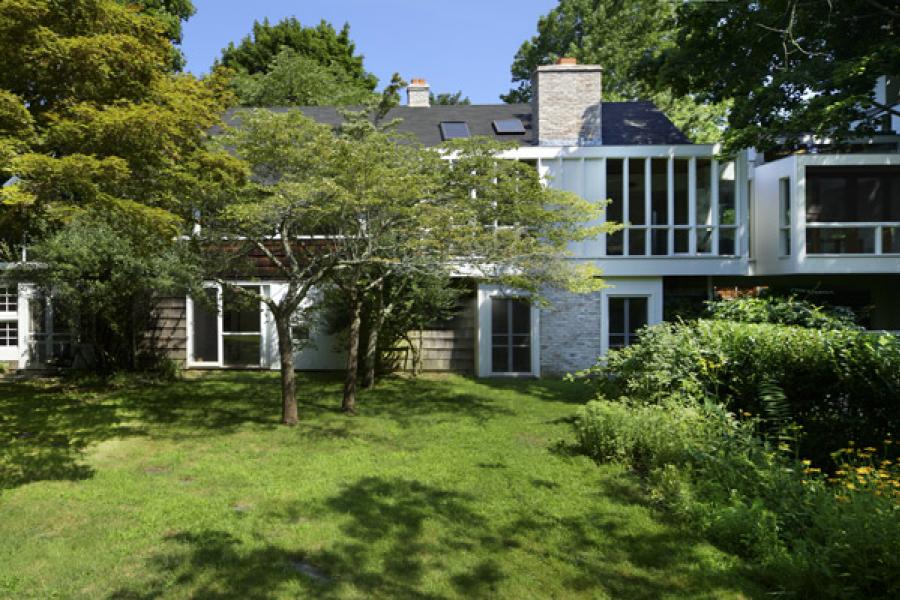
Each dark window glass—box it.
[651,229,668,255]
[606,159,623,223]
[608,297,648,349]
[439,121,470,140]
[628,159,646,225]
[719,161,736,225]
[192,288,219,363]
[674,160,689,225]
[806,228,876,254]
[719,228,736,255]
[224,336,261,366]
[696,159,712,225]
[492,119,525,134]
[884,226,900,253]
[223,287,261,333]
[696,227,713,253]
[651,159,668,225]
[0,322,16,346]
[806,166,900,222]
[628,229,646,255]
[0,287,16,312]
[491,298,531,373]
[674,229,690,253]
[606,230,624,255]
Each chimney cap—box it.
[409,78,429,86]
[556,57,577,65]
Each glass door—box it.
[222,286,262,367]
[491,298,532,374]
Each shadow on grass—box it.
[107,474,762,599]
[0,372,517,492]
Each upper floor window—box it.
[0,287,16,313]
[779,178,791,256]
[806,166,900,255]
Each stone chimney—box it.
[407,78,430,107]
[532,58,603,146]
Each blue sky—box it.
[181,0,558,104]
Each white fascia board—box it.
[570,257,751,277]
[499,144,720,160]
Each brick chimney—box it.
[407,78,430,107]
[532,58,603,146]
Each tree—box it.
[119,0,197,70]
[654,0,900,153]
[501,0,727,143]
[218,17,377,106]
[229,48,375,106]
[430,91,471,105]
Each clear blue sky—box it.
[181,0,558,104]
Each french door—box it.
[491,298,532,374]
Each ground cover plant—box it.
[0,372,762,599]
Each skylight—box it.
[492,118,526,135]
[439,121,470,140]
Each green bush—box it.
[584,320,900,464]
[575,400,900,598]
[706,295,859,329]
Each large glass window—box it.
[0,287,16,313]
[718,161,737,255]
[491,298,531,373]
[608,297,648,349]
[192,287,220,363]
[779,178,791,256]
[806,166,900,254]
[223,286,262,366]
[606,159,624,255]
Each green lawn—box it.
[0,372,762,599]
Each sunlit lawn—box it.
[0,372,762,599]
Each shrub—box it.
[575,400,900,598]
[583,320,900,464]
[706,295,859,329]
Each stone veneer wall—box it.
[533,64,603,146]
[539,287,604,376]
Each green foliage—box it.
[218,17,377,107]
[0,0,243,254]
[706,295,859,329]
[575,399,900,598]
[583,320,900,464]
[230,48,376,106]
[655,0,900,153]
[3,212,201,372]
[503,0,728,142]
[430,91,471,105]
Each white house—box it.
[3,60,898,376]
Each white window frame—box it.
[600,278,663,356]
[477,284,540,378]
[186,282,269,369]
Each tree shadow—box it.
[110,474,763,599]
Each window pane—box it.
[674,159,689,225]
[606,230,624,255]
[0,287,16,312]
[628,159,646,225]
[696,159,712,225]
[491,347,509,373]
[223,286,260,333]
[511,300,530,334]
[512,346,531,373]
[719,227,736,255]
[696,227,714,253]
[651,159,668,225]
[674,229,690,253]
[0,322,16,346]
[193,288,219,363]
[883,226,900,253]
[606,159,623,222]
[719,161,736,225]
[609,298,625,334]
[780,229,792,256]
[608,334,625,349]
[628,229,646,256]
[806,227,876,254]
[628,298,648,335]
[651,229,668,255]
[224,335,260,366]
[779,178,791,227]
[807,166,900,222]
[491,298,509,335]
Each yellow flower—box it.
[863,446,877,453]
[836,469,847,476]
[778,442,791,451]
[845,482,856,490]
[801,459,812,466]
[856,466,873,475]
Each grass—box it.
[0,372,763,599]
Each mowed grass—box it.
[0,372,762,599]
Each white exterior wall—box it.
[752,153,900,275]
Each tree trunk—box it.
[362,283,384,389]
[275,315,298,425]
[343,290,362,414]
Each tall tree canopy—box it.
[0,0,242,259]
[121,0,196,69]
[218,18,378,106]
[502,0,727,143]
[654,0,900,153]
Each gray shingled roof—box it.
[223,101,690,146]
